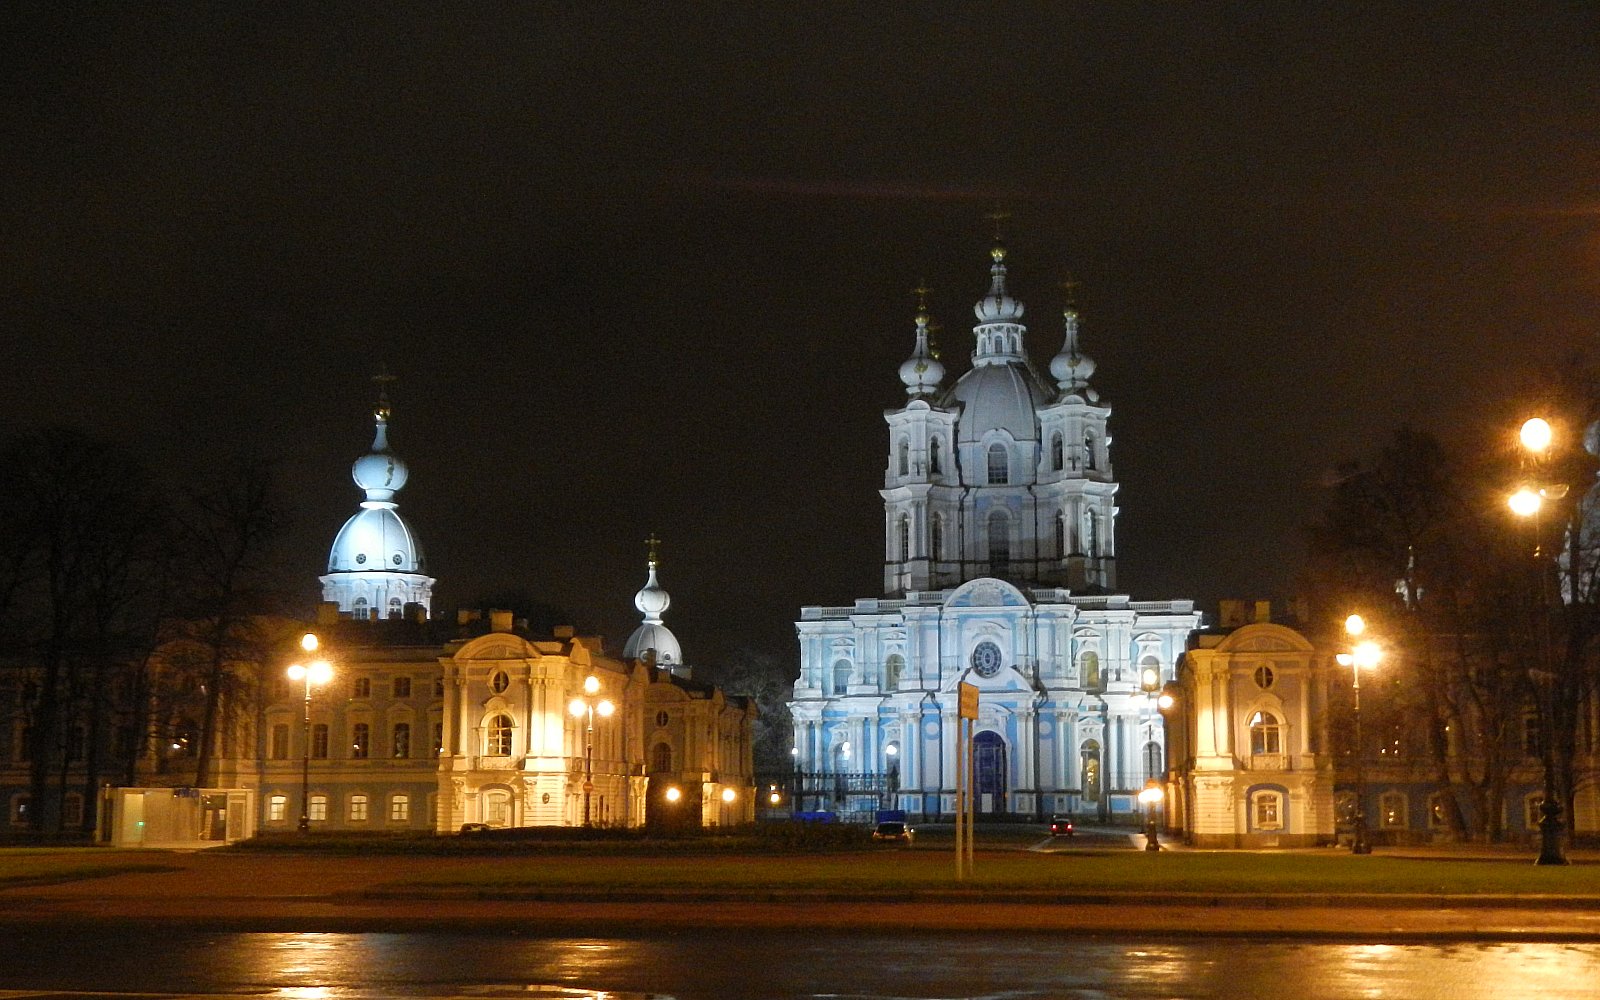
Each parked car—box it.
[1049,815,1075,838]
[872,820,914,844]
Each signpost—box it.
[956,681,979,880]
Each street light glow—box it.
[583,675,600,696]
[1509,487,1543,517]
[664,786,682,803]
[596,699,615,718]
[1344,614,1366,637]
[1521,417,1553,453]
[287,663,306,681]
[568,698,587,718]
[300,632,319,653]
[720,787,736,803]
[308,660,332,685]
[1353,640,1382,670]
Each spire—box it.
[970,217,1027,364]
[898,282,946,397]
[625,534,682,666]
[351,373,410,506]
[1050,275,1098,400]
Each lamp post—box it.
[1337,615,1381,855]
[568,675,615,827]
[1139,664,1164,848]
[1510,415,1570,866]
[1138,780,1163,851]
[285,632,332,833]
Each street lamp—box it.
[1511,415,1570,866]
[1138,780,1163,851]
[1139,664,1164,844]
[1336,614,1380,855]
[568,675,614,828]
[285,632,332,833]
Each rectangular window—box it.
[268,794,287,822]
[10,794,31,826]
[390,794,410,822]
[354,677,371,698]
[393,677,411,698]
[351,723,369,759]
[392,722,411,758]
[62,794,83,827]
[1253,793,1281,830]
[432,721,444,757]
[311,724,329,759]
[308,794,327,822]
[270,724,290,760]
[348,794,368,822]
[1379,792,1408,829]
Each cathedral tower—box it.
[320,385,435,618]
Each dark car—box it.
[1049,815,1075,838]
[872,820,914,844]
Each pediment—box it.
[946,577,1029,609]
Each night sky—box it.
[3,5,1597,665]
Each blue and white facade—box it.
[791,246,1199,822]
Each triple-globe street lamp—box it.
[285,632,332,833]
[568,675,615,827]
[1509,415,1571,866]
[1337,615,1381,855]
[1139,665,1167,851]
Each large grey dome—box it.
[942,361,1050,445]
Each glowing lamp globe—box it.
[1521,417,1553,453]
[1509,488,1542,517]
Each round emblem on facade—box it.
[971,641,1003,677]
[924,720,940,736]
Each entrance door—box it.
[974,731,1007,814]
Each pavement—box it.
[6,842,1600,941]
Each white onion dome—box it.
[973,245,1024,325]
[1050,300,1098,400]
[898,301,945,397]
[942,362,1051,445]
[351,404,409,502]
[623,557,681,666]
[327,506,426,573]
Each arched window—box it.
[885,653,905,689]
[392,722,411,758]
[1084,432,1097,471]
[1050,432,1064,471]
[486,714,513,756]
[651,741,673,773]
[1248,711,1281,755]
[930,514,943,561]
[1079,650,1101,690]
[1080,740,1101,802]
[897,438,909,476]
[897,514,911,561]
[987,443,1008,484]
[987,510,1010,576]
[1143,741,1162,779]
[351,723,370,759]
[1055,513,1066,558]
[832,659,853,694]
[388,596,403,618]
[929,437,942,475]
[1084,510,1100,556]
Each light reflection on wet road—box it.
[5,930,1600,999]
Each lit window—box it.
[885,654,904,689]
[348,794,369,822]
[1079,651,1101,690]
[987,443,1008,485]
[351,723,370,759]
[267,794,287,823]
[1253,791,1282,830]
[1249,712,1281,756]
[390,794,410,822]
[393,677,411,698]
[486,714,513,756]
[392,722,411,758]
[270,724,290,760]
[308,794,327,822]
[1378,790,1408,829]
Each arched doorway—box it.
[974,731,1007,814]
[1080,739,1102,817]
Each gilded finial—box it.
[645,533,661,567]
[372,366,397,421]
[1060,274,1081,310]
[912,281,932,322]
[985,209,1011,262]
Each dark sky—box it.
[2,5,1597,664]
